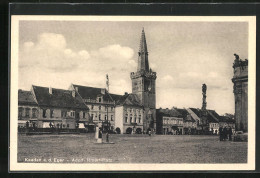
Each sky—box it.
[18,20,248,115]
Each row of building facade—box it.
[18,28,242,134]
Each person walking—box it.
[148,130,151,137]
[228,127,233,141]
[223,127,227,141]
[219,127,223,141]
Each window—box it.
[99,114,101,121]
[98,97,101,103]
[18,107,23,118]
[83,112,85,118]
[32,108,37,118]
[67,124,69,128]
[125,114,128,123]
[99,106,101,110]
[111,115,113,121]
[91,114,94,120]
[76,112,80,119]
[134,116,136,123]
[111,107,113,111]
[61,110,67,117]
[70,111,75,117]
[130,114,132,123]
[42,109,47,118]
[91,105,94,110]
[50,109,54,118]
[138,115,141,123]
[25,108,30,117]
[105,115,107,120]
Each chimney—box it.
[124,92,128,95]
[75,86,78,92]
[72,90,75,97]
[49,87,52,95]
[101,88,105,95]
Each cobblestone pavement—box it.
[18,133,247,163]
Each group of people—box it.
[219,126,233,141]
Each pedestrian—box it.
[219,127,223,141]
[223,127,227,141]
[106,132,109,143]
[228,127,233,141]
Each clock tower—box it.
[130,28,157,132]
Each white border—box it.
[10,16,256,171]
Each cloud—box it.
[19,32,136,96]
[19,33,90,72]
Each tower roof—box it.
[137,28,149,72]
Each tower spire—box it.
[137,28,149,72]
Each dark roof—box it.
[176,108,195,122]
[190,108,221,123]
[156,108,182,117]
[18,90,37,105]
[110,93,123,102]
[72,84,113,102]
[219,116,235,123]
[32,85,88,110]
[116,94,142,107]
[190,108,201,116]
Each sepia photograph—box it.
[10,15,256,171]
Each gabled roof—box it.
[18,90,37,106]
[72,84,113,102]
[116,94,142,107]
[189,108,221,123]
[156,108,182,118]
[176,108,196,122]
[32,85,88,110]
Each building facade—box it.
[232,54,248,132]
[18,85,90,130]
[70,84,116,131]
[156,108,184,135]
[114,93,144,134]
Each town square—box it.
[13,17,251,167]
